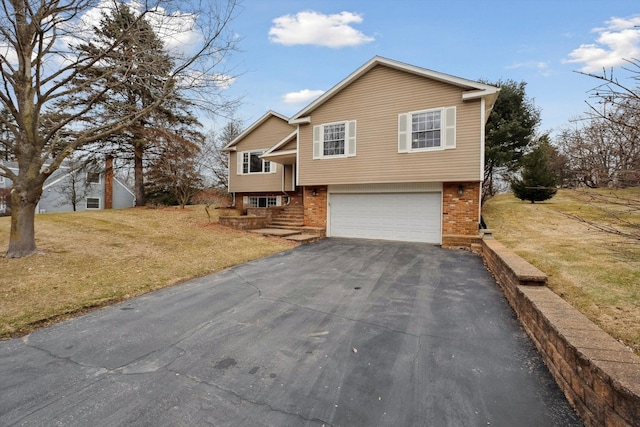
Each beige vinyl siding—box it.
[281,139,297,151]
[284,164,294,190]
[298,64,483,186]
[229,116,294,193]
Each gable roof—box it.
[261,130,298,164]
[289,56,500,123]
[222,110,290,152]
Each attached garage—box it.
[328,184,442,244]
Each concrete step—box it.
[270,225,325,236]
[273,214,304,220]
[284,233,324,243]
[271,221,305,227]
[248,228,301,237]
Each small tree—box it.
[483,79,541,202]
[145,134,204,208]
[201,119,243,188]
[191,188,231,222]
[511,136,558,203]
[55,157,96,211]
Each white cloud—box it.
[282,89,325,104]
[565,16,640,72]
[505,61,552,76]
[269,11,374,48]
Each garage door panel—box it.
[329,193,441,243]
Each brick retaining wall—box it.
[218,215,269,230]
[481,237,640,427]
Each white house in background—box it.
[0,157,135,214]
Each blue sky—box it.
[216,0,640,137]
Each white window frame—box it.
[86,171,101,184]
[398,107,456,153]
[86,197,100,210]
[237,151,276,175]
[244,195,282,208]
[313,120,356,159]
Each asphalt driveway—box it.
[0,238,581,426]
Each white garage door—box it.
[329,192,441,243]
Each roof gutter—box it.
[289,117,311,125]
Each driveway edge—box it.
[481,237,640,427]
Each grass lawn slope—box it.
[483,188,640,355]
[0,206,296,338]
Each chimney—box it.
[105,155,113,209]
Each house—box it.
[223,56,499,246]
[0,157,135,214]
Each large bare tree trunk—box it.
[134,142,145,206]
[0,0,240,257]
[6,185,41,258]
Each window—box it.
[412,110,441,149]
[323,123,345,156]
[248,196,279,208]
[239,151,274,174]
[86,197,100,209]
[86,172,101,184]
[398,107,456,153]
[313,121,356,159]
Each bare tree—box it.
[558,118,622,188]
[552,59,640,249]
[201,119,242,189]
[573,60,640,187]
[0,0,240,257]
[191,188,231,222]
[55,157,93,211]
[145,133,204,208]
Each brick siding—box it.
[302,186,327,228]
[104,156,113,209]
[442,182,480,236]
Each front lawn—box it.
[483,188,640,355]
[0,206,296,338]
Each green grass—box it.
[483,189,640,355]
[0,206,296,338]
